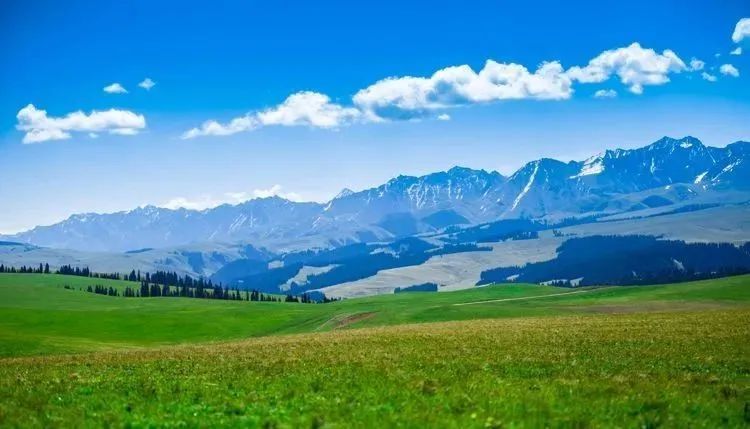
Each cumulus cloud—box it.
[720,64,740,77]
[701,72,718,82]
[566,43,686,94]
[182,116,259,139]
[251,184,303,201]
[689,58,705,71]
[256,91,360,128]
[103,83,128,94]
[730,47,742,56]
[16,104,146,143]
[183,42,692,137]
[732,18,750,43]
[109,128,139,135]
[437,113,451,121]
[161,185,303,210]
[353,60,572,120]
[161,196,222,210]
[138,78,156,90]
[182,91,359,138]
[593,89,617,98]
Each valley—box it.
[2,136,750,299]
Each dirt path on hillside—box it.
[453,289,594,306]
[317,312,377,331]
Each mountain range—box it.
[3,136,749,253]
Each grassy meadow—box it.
[0,273,749,426]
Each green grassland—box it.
[0,310,748,427]
[1,273,749,357]
[0,273,749,427]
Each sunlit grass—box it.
[1,273,749,357]
[0,310,748,427]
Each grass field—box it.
[0,273,749,427]
[1,273,748,357]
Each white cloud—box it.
[161,196,221,210]
[183,42,691,136]
[182,91,359,138]
[138,78,156,90]
[16,104,146,143]
[720,64,740,77]
[251,184,303,201]
[593,89,617,98]
[161,185,303,210]
[256,91,360,128]
[689,58,705,71]
[88,133,99,139]
[701,72,718,82]
[109,128,139,135]
[353,60,572,120]
[182,116,259,139]
[437,113,451,121]
[732,18,750,43]
[730,47,742,56]
[103,83,128,94]
[566,43,687,94]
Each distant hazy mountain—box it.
[3,136,749,252]
[323,166,506,223]
[3,197,328,252]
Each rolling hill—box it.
[1,272,748,357]
[0,273,748,427]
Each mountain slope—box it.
[3,136,749,252]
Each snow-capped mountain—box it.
[703,141,750,188]
[8,198,328,252]
[322,166,506,223]
[3,136,749,252]
[570,136,721,192]
[498,158,584,218]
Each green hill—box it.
[1,273,749,427]
[1,273,748,357]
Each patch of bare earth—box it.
[333,312,377,329]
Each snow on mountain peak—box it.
[334,188,354,199]
[511,161,539,211]
[6,136,749,253]
[571,155,604,178]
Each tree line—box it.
[479,235,750,287]
[0,263,121,280]
[0,263,51,274]
[0,262,337,303]
[82,281,330,303]
[74,281,324,302]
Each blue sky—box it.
[1,0,749,233]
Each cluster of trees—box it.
[394,282,438,293]
[0,263,50,274]
[86,285,119,296]
[2,262,336,303]
[118,282,326,303]
[57,264,121,279]
[479,235,750,287]
[128,280,246,300]
[120,269,225,294]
